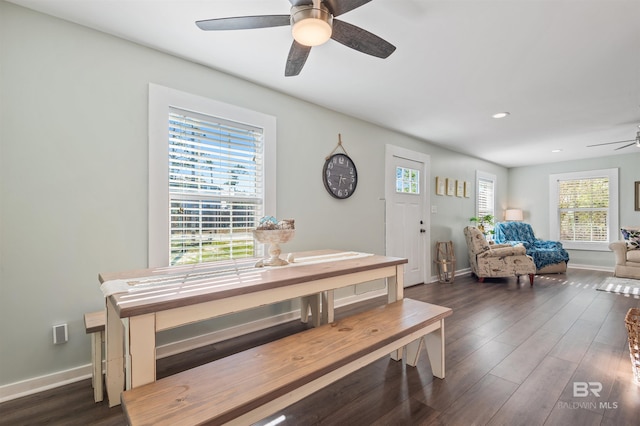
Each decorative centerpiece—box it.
[253,216,295,267]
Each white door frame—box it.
[384,145,431,285]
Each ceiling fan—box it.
[586,128,640,151]
[195,0,396,77]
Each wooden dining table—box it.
[98,249,407,407]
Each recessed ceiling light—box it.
[551,149,563,153]
[492,112,510,119]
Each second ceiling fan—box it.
[196,0,396,77]
[587,128,640,151]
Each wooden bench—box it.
[84,310,106,403]
[121,298,452,425]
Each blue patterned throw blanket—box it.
[493,222,569,270]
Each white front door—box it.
[385,145,430,287]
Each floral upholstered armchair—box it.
[463,226,536,286]
[609,227,640,280]
[493,222,569,274]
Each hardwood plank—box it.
[488,356,578,426]
[444,331,492,366]
[490,328,565,384]
[415,339,516,411]
[545,402,604,426]
[556,341,625,415]
[437,374,518,425]
[548,319,601,363]
[370,397,441,426]
[599,344,640,425]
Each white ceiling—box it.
[8,0,640,167]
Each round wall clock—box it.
[322,153,358,199]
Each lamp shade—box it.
[504,209,523,221]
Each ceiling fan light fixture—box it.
[636,131,640,148]
[291,5,333,47]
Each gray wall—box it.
[0,2,507,387]
[507,153,640,267]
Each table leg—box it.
[321,290,334,324]
[389,264,404,360]
[387,264,404,303]
[300,295,321,327]
[128,313,157,388]
[105,297,124,407]
[300,296,311,323]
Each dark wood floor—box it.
[2,269,639,425]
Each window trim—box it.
[148,83,276,267]
[549,168,618,251]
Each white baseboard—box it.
[0,365,93,404]
[568,263,614,272]
[0,288,389,403]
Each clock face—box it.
[322,153,358,199]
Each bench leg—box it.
[403,319,445,379]
[424,319,445,379]
[91,331,104,402]
[405,336,424,367]
[106,297,125,407]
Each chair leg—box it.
[529,274,534,286]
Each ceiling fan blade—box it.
[196,15,291,31]
[331,19,396,58]
[285,41,312,76]
[324,0,372,17]
[586,139,634,147]
[614,142,636,150]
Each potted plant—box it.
[470,214,495,236]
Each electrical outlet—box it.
[431,205,438,214]
[53,324,68,344]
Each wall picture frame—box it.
[435,176,445,195]
[456,180,464,197]
[463,181,470,198]
[635,181,640,211]
[446,178,455,196]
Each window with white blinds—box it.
[476,171,496,228]
[549,168,618,251]
[168,109,264,265]
[148,84,276,267]
[477,177,495,218]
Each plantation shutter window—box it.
[168,108,264,265]
[477,177,495,218]
[557,177,609,243]
[475,171,496,235]
[549,168,618,251]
